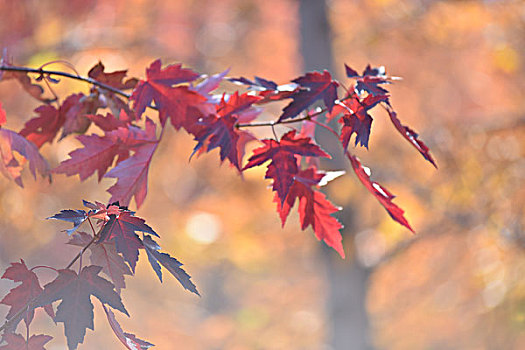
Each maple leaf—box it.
[19,94,100,149]
[68,232,132,293]
[97,211,157,272]
[88,62,137,118]
[34,265,128,350]
[53,132,128,182]
[228,76,278,91]
[385,105,437,168]
[348,154,413,232]
[275,168,345,258]
[0,102,7,126]
[0,260,54,333]
[131,59,206,129]
[88,61,138,90]
[47,209,87,236]
[105,118,159,208]
[19,105,63,148]
[0,333,53,350]
[345,64,390,97]
[192,68,230,96]
[279,70,338,121]
[103,305,154,350]
[87,112,132,132]
[54,120,154,186]
[336,94,388,149]
[59,93,101,139]
[142,235,199,295]
[190,92,261,171]
[243,130,329,203]
[0,128,50,187]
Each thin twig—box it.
[0,65,131,99]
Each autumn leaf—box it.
[385,105,437,168]
[47,209,87,236]
[54,119,156,198]
[88,61,137,90]
[105,118,159,208]
[279,70,338,121]
[131,59,206,129]
[59,93,100,139]
[348,154,413,232]
[192,68,230,96]
[336,94,388,149]
[0,128,50,187]
[190,92,261,171]
[19,105,62,148]
[142,235,199,295]
[103,305,154,350]
[19,94,99,148]
[53,131,129,182]
[0,260,54,333]
[68,232,132,293]
[34,266,128,350]
[88,62,137,117]
[87,112,132,132]
[97,211,157,272]
[345,63,391,97]
[0,333,53,350]
[275,167,344,258]
[244,130,329,204]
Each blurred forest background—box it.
[1,0,525,349]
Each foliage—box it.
[0,53,434,348]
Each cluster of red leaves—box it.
[0,57,435,349]
[1,201,197,349]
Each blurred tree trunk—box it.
[298,1,373,349]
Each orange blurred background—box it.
[1,0,525,349]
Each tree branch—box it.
[0,65,131,99]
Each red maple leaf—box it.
[385,105,437,168]
[104,118,159,208]
[19,104,62,148]
[88,61,137,91]
[279,70,338,121]
[142,235,199,295]
[88,62,137,118]
[190,92,261,171]
[19,94,100,148]
[34,265,128,350]
[345,64,391,97]
[192,68,230,96]
[348,154,413,232]
[96,211,158,272]
[131,59,206,129]
[53,130,129,182]
[243,130,329,203]
[68,232,132,293]
[336,94,388,149]
[275,167,344,258]
[0,260,54,332]
[0,333,53,350]
[0,128,50,187]
[103,305,154,350]
[87,112,132,132]
[54,119,156,198]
